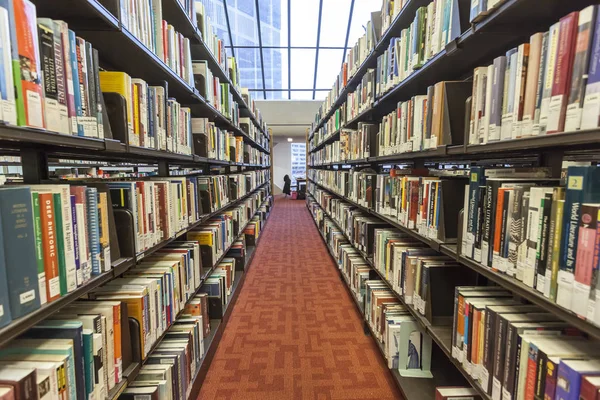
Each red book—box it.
[524,350,538,400]
[580,376,600,400]
[38,192,60,302]
[14,0,45,128]
[492,188,507,270]
[548,12,579,133]
[573,204,600,317]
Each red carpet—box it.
[198,195,403,400]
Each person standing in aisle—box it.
[283,175,291,197]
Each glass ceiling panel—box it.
[290,0,320,47]
[316,49,345,88]
[204,0,380,96]
[319,0,351,47]
[290,49,316,90]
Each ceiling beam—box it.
[312,0,324,100]
[341,0,355,70]
[254,0,267,100]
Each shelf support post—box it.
[21,149,48,184]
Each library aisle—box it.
[199,195,403,400]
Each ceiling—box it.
[255,100,320,139]
[198,0,380,100]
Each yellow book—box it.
[132,83,140,146]
[98,71,133,139]
[189,230,214,247]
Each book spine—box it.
[489,56,506,141]
[68,30,84,135]
[558,167,592,308]
[532,32,549,135]
[572,203,600,317]
[0,5,16,125]
[56,21,74,134]
[70,195,81,286]
[581,9,600,129]
[0,187,41,318]
[536,193,553,293]
[86,188,101,275]
[547,12,579,134]
[38,192,60,301]
[51,21,69,134]
[564,6,597,131]
[85,41,97,137]
[14,0,44,128]
[512,43,529,139]
[522,34,543,136]
[30,192,46,305]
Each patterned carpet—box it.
[198,195,403,400]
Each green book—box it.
[31,192,47,305]
[82,329,94,398]
[53,193,68,295]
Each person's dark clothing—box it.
[283,177,291,195]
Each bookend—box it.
[119,304,134,378]
[128,317,142,365]
[113,209,136,258]
[103,93,128,145]
[193,133,209,158]
[397,320,433,378]
[244,231,256,247]
[436,180,465,242]
[423,265,478,325]
[440,82,472,147]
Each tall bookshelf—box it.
[0,0,272,398]
[307,0,600,399]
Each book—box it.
[0,3,16,125]
[581,9,600,129]
[0,187,40,318]
[13,0,44,128]
[0,367,37,399]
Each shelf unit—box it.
[0,3,273,399]
[309,0,596,140]
[307,198,475,400]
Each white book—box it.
[75,202,90,284]
[92,332,106,399]
[522,187,553,288]
[538,22,560,135]
[473,67,488,144]
[0,7,15,125]
[481,63,495,144]
[501,50,518,140]
[0,361,59,400]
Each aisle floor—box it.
[198,195,403,400]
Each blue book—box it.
[0,210,11,328]
[68,29,84,136]
[0,187,40,318]
[555,359,600,400]
[21,320,86,400]
[85,187,100,275]
[70,195,81,285]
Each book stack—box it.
[120,0,194,86]
[99,71,192,154]
[194,1,227,71]
[462,165,600,326]
[467,5,600,144]
[0,184,116,328]
[346,69,376,121]
[375,0,461,98]
[378,80,471,154]
[347,13,379,80]
[448,286,600,400]
[0,5,112,136]
[122,306,204,399]
[380,0,408,36]
[0,300,129,399]
[192,60,237,122]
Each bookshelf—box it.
[307,0,600,398]
[0,0,273,398]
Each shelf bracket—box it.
[158,160,170,177]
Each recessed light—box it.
[287,138,293,142]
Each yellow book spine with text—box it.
[98,72,133,136]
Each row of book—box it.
[311,123,379,165]
[375,0,462,99]
[0,184,114,326]
[0,5,108,135]
[121,195,273,399]
[469,5,600,145]
[346,69,376,123]
[307,197,435,378]
[120,0,194,86]
[193,60,238,124]
[99,71,194,153]
[191,118,269,164]
[463,165,600,326]
[0,188,271,400]
[195,1,228,75]
[451,286,600,400]
[311,0,463,139]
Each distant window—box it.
[291,143,306,186]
